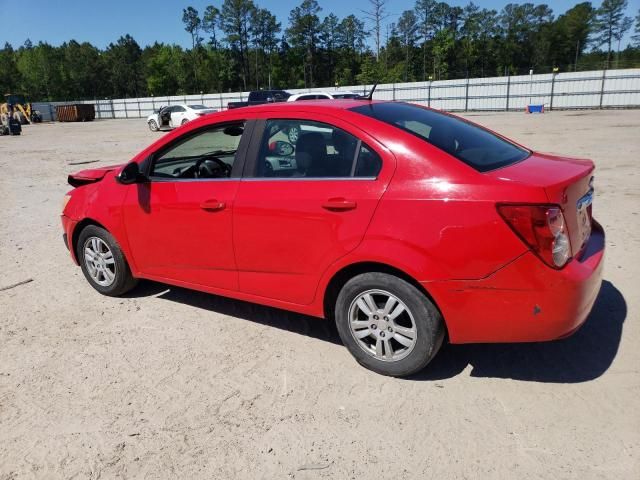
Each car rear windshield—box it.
[350,102,529,172]
[188,105,209,109]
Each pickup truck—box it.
[227,90,291,109]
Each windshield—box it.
[350,102,529,172]
[188,105,209,110]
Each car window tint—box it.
[150,123,245,180]
[252,119,379,179]
[350,102,529,172]
[174,106,186,112]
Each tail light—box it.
[497,204,572,268]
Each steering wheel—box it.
[195,157,232,178]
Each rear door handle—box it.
[322,198,357,211]
[200,199,226,211]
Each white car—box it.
[147,104,218,131]
[287,91,361,102]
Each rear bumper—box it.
[428,221,605,344]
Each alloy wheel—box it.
[348,289,418,362]
[83,237,116,287]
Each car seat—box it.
[295,132,327,177]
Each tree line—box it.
[1,0,639,102]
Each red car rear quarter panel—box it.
[349,133,543,283]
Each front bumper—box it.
[428,221,605,344]
[61,214,80,265]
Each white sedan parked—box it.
[147,104,218,131]
[287,91,361,102]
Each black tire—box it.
[335,272,444,377]
[181,118,189,125]
[76,225,138,296]
[148,119,159,132]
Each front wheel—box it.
[148,119,159,131]
[287,125,300,144]
[77,225,138,296]
[335,272,444,377]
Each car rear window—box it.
[350,102,529,172]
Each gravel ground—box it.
[1,110,638,479]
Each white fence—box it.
[34,68,640,121]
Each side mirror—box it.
[117,161,145,185]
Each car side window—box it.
[354,144,382,177]
[174,106,186,112]
[251,119,381,179]
[150,123,245,180]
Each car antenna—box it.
[366,83,378,101]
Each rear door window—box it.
[249,119,382,179]
[351,102,529,172]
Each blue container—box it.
[527,104,545,113]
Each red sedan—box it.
[61,101,604,376]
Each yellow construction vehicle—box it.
[0,94,42,124]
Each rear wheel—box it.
[335,272,444,377]
[77,225,138,296]
[181,118,189,126]
[148,119,159,131]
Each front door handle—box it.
[322,198,357,211]
[200,199,226,211]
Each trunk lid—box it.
[68,163,122,187]
[488,152,595,256]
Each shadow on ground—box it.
[128,280,625,383]
[127,280,342,345]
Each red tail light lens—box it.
[497,204,572,268]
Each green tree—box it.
[203,5,221,49]
[220,0,256,90]
[250,8,281,89]
[633,9,640,46]
[0,43,20,95]
[103,35,145,97]
[286,0,322,87]
[553,2,594,69]
[320,13,340,80]
[143,43,185,95]
[397,10,419,81]
[60,40,104,99]
[16,41,65,100]
[356,52,383,83]
[415,0,437,80]
[592,0,632,67]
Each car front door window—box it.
[150,123,245,180]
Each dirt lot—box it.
[1,110,639,479]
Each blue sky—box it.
[1,0,638,49]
